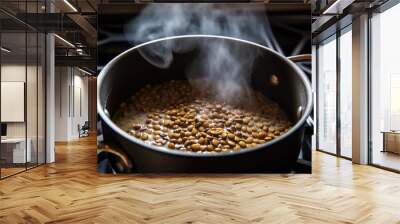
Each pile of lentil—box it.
[113,80,292,153]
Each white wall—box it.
[54,66,89,141]
[1,65,26,138]
[1,65,41,138]
[55,66,69,141]
[72,72,89,138]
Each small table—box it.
[1,138,31,164]
[381,131,400,154]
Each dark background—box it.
[98,3,311,69]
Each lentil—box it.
[113,80,292,153]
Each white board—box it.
[1,82,25,122]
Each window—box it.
[370,2,400,171]
[317,35,337,154]
[339,27,352,158]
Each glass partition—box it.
[317,35,337,154]
[0,1,46,179]
[38,32,45,165]
[26,0,39,170]
[27,30,38,169]
[370,3,400,171]
[1,30,28,178]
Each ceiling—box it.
[1,32,45,64]
[1,0,311,72]
[311,0,391,43]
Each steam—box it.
[124,3,280,104]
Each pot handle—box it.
[287,54,312,63]
[288,54,314,134]
[98,144,134,173]
[305,117,314,135]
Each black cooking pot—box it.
[98,35,312,173]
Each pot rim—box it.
[97,34,313,158]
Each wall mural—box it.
[97,3,312,173]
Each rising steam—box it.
[124,3,280,104]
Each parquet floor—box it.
[1,167,26,178]
[1,135,400,224]
[372,150,400,171]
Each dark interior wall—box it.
[88,76,96,133]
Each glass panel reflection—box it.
[371,4,400,171]
[38,32,45,165]
[317,36,337,154]
[27,30,38,169]
[1,31,27,177]
[339,28,352,158]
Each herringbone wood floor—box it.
[1,136,400,224]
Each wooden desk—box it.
[382,131,400,154]
[1,138,31,163]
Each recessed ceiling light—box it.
[1,47,11,53]
[78,67,93,76]
[63,0,78,12]
[322,0,354,15]
[54,34,75,48]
